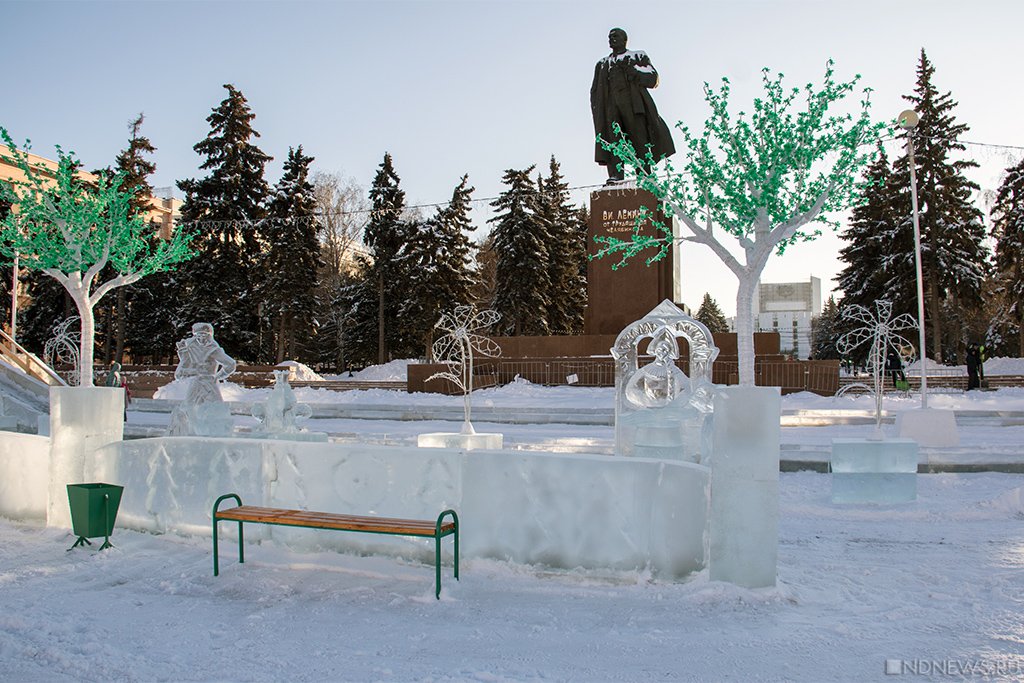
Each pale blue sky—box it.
[3,0,1022,315]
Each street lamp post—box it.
[10,251,17,341]
[899,109,928,408]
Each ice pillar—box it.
[709,385,780,588]
[47,386,124,528]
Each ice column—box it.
[709,385,780,588]
[47,386,124,528]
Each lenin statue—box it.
[591,28,676,182]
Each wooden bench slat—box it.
[215,505,455,536]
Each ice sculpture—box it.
[836,301,917,436]
[249,370,323,441]
[167,323,237,437]
[419,306,503,450]
[831,438,918,504]
[611,299,718,461]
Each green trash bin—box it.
[67,483,124,551]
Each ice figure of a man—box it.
[167,322,237,436]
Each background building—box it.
[728,276,821,359]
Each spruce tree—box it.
[113,114,160,363]
[175,84,271,360]
[260,146,319,363]
[888,50,989,361]
[837,144,901,311]
[694,292,728,334]
[400,175,477,357]
[990,156,1024,356]
[537,157,586,334]
[361,152,414,363]
[489,166,551,336]
[811,295,842,360]
[470,232,497,311]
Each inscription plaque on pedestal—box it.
[585,188,676,335]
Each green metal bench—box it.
[212,494,459,599]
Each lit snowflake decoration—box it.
[836,301,918,432]
[44,317,81,386]
[428,306,501,434]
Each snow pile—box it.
[350,358,418,381]
[153,380,250,401]
[904,356,956,374]
[277,360,323,381]
[982,356,1024,376]
[904,355,1024,376]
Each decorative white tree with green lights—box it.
[595,61,887,386]
[0,128,195,387]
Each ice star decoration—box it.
[428,306,501,434]
[837,300,918,433]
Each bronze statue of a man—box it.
[591,27,676,182]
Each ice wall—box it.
[83,437,709,577]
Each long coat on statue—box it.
[591,49,676,168]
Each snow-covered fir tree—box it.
[694,292,728,334]
[109,114,162,363]
[470,232,497,310]
[811,295,842,360]
[259,146,319,363]
[175,84,272,360]
[357,152,415,363]
[537,157,586,335]
[837,145,902,311]
[400,175,477,357]
[990,156,1024,355]
[887,50,989,361]
[489,166,551,336]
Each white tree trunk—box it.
[735,276,758,387]
[71,289,96,387]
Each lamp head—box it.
[898,109,919,130]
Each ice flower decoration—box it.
[428,306,502,434]
[837,300,918,433]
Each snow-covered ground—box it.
[5,369,1024,681]
[2,472,1023,681]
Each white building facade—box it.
[729,276,821,359]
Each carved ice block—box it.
[709,386,780,588]
[831,438,918,504]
